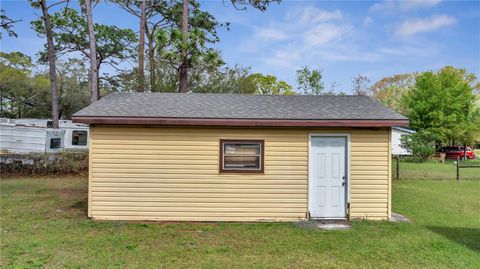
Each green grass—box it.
[394,159,480,180]
[1,177,479,268]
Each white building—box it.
[0,118,89,153]
[391,126,415,156]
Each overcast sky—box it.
[2,0,479,94]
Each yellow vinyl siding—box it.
[89,126,390,221]
[87,130,93,217]
[350,130,390,220]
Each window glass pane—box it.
[221,141,263,172]
[72,131,88,146]
[50,138,61,149]
[224,156,260,169]
[224,143,260,155]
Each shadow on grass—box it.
[70,199,88,214]
[427,226,480,251]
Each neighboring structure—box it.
[0,118,89,153]
[73,93,409,222]
[391,127,415,156]
[473,100,480,150]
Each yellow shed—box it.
[73,93,409,222]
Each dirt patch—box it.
[56,187,88,217]
[58,187,87,200]
[70,199,88,210]
[295,219,351,230]
[390,212,411,223]
[30,179,88,218]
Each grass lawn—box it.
[1,177,479,268]
[394,159,480,180]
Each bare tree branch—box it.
[46,0,70,10]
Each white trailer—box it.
[0,118,89,153]
[391,126,415,156]
[56,120,89,150]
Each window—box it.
[50,138,61,149]
[72,130,88,146]
[220,140,264,173]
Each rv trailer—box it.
[0,118,89,153]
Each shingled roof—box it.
[72,93,408,127]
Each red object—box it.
[438,146,477,160]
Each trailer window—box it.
[50,138,61,149]
[72,131,88,146]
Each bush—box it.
[0,151,88,177]
[401,131,438,162]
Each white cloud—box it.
[244,6,349,64]
[245,5,443,71]
[296,8,343,24]
[370,0,442,13]
[263,49,302,69]
[400,0,442,10]
[378,43,441,57]
[254,27,288,41]
[363,16,374,26]
[302,23,348,47]
[317,49,383,62]
[378,47,406,56]
[396,15,456,36]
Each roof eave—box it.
[72,116,409,127]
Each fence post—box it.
[396,156,400,180]
[456,156,460,181]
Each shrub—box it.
[401,130,438,162]
[0,150,88,177]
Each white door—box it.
[309,136,347,218]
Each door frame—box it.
[308,133,351,219]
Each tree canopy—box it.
[2,0,479,128]
[296,67,324,95]
[0,52,50,118]
[32,7,137,78]
[402,66,480,145]
[352,74,370,96]
[369,73,416,114]
[0,9,20,38]
[155,0,223,88]
[0,52,92,119]
[249,73,294,95]
[230,0,280,11]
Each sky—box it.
[1,0,479,94]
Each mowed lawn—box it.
[395,159,480,180]
[1,177,479,269]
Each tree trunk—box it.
[147,36,156,92]
[84,0,99,103]
[137,0,146,92]
[178,0,189,93]
[40,0,59,128]
[96,61,101,95]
